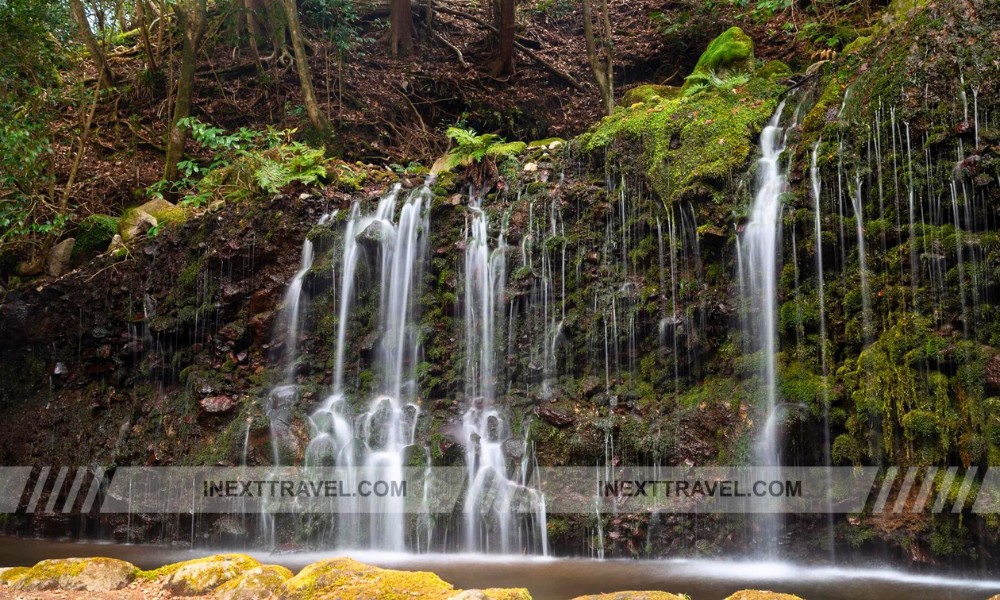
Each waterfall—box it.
[461,190,548,555]
[738,101,790,555]
[306,183,430,551]
[849,174,872,343]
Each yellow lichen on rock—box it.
[216,564,294,600]
[279,557,457,600]
[570,592,688,600]
[724,590,805,600]
[448,589,533,600]
[160,553,262,596]
[2,557,137,592]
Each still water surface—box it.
[1,538,997,600]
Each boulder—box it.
[279,557,455,600]
[120,198,186,241]
[724,592,804,600]
[161,553,261,596]
[6,557,136,592]
[216,564,293,600]
[121,210,157,242]
[449,590,532,600]
[538,406,574,428]
[46,238,75,277]
[682,26,755,92]
[570,593,687,600]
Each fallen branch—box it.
[429,30,469,70]
[430,5,582,90]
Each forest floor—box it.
[56,0,839,220]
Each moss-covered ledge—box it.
[575,27,784,212]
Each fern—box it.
[443,127,525,171]
[255,145,328,194]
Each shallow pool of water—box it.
[1,538,997,600]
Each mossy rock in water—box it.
[72,214,120,261]
[570,593,688,600]
[757,60,792,80]
[4,557,137,592]
[280,557,456,600]
[216,564,294,600]
[160,553,261,596]
[724,592,804,600]
[621,85,681,106]
[682,26,755,92]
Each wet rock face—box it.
[200,394,238,414]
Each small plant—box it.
[146,119,328,206]
[443,127,526,171]
[682,69,752,96]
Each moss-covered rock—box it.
[757,60,792,79]
[621,85,681,106]
[4,557,136,592]
[579,76,783,207]
[120,198,187,242]
[448,589,533,600]
[724,592,804,600]
[570,593,687,600]
[72,214,120,261]
[160,553,261,596]
[682,26,756,92]
[0,566,29,586]
[216,564,294,600]
[279,557,456,600]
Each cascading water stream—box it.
[306,183,430,551]
[738,101,790,556]
[461,190,548,555]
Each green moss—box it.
[621,84,681,106]
[682,26,755,93]
[831,434,863,465]
[579,76,782,206]
[72,214,120,260]
[757,60,791,79]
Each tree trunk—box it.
[69,0,115,86]
[492,0,515,75]
[164,0,207,183]
[581,0,613,114]
[389,0,413,57]
[244,0,264,70]
[283,0,328,130]
[136,0,158,72]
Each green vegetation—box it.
[441,127,527,172]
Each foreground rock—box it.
[0,554,805,599]
[216,564,294,600]
[571,592,688,599]
[0,557,136,591]
[159,553,262,595]
[724,592,804,600]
